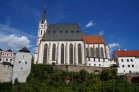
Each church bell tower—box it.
[34,6,47,64]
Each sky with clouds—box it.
[0,0,139,56]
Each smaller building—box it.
[113,49,139,75]
[12,47,32,84]
[0,48,14,82]
[0,49,15,64]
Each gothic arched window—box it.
[90,47,93,57]
[96,47,99,57]
[43,44,48,64]
[86,48,88,57]
[52,44,56,60]
[61,44,64,64]
[78,44,82,64]
[101,47,104,58]
[69,44,73,64]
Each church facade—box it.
[34,8,115,67]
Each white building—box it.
[12,47,32,84]
[34,7,115,67]
[0,48,15,65]
[83,35,116,67]
[113,49,139,74]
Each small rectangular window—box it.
[6,59,8,62]
[122,65,124,67]
[99,64,101,66]
[94,64,96,66]
[128,65,130,67]
[121,59,124,62]
[127,59,129,62]
[19,61,21,63]
[132,65,134,67]
[25,61,27,64]
[131,59,133,62]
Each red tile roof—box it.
[115,50,139,57]
[82,34,105,44]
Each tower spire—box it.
[41,2,46,24]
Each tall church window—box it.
[69,44,73,64]
[78,44,82,64]
[61,44,64,64]
[101,47,104,58]
[96,47,99,57]
[90,47,93,57]
[86,48,88,57]
[52,44,56,60]
[43,44,48,64]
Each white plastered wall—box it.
[38,41,85,65]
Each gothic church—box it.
[34,7,112,67]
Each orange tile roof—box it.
[115,50,139,57]
[82,34,105,44]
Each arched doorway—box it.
[94,70,100,74]
[52,62,55,66]
[131,77,139,83]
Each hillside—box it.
[0,64,139,92]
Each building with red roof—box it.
[113,49,139,74]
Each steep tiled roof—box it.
[82,34,105,44]
[0,48,3,51]
[43,23,83,41]
[19,47,30,53]
[115,50,139,57]
[6,49,13,52]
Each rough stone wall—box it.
[0,64,13,82]
[12,52,32,84]
[53,65,109,73]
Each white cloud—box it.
[98,31,104,35]
[108,43,120,53]
[0,33,31,51]
[86,20,96,28]
[0,24,36,39]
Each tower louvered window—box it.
[101,47,104,58]
[61,44,64,64]
[69,44,73,64]
[96,48,99,57]
[52,44,56,60]
[90,47,93,57]
[78,44,82,64]
[43,44,48,64]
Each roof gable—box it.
[0,48,3,51]
[115,50,139,57]
[19,47,30,53]
[6,49,13,52]
[83,34,105,44]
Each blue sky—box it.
[0,0,139,56]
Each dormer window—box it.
[19,61,21,63]
[48,31,50,33]
[53,31,55,33]
[60,31,62,33]
[71,31,73,33]
[77,31,79,33]
[66,31,68,33]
